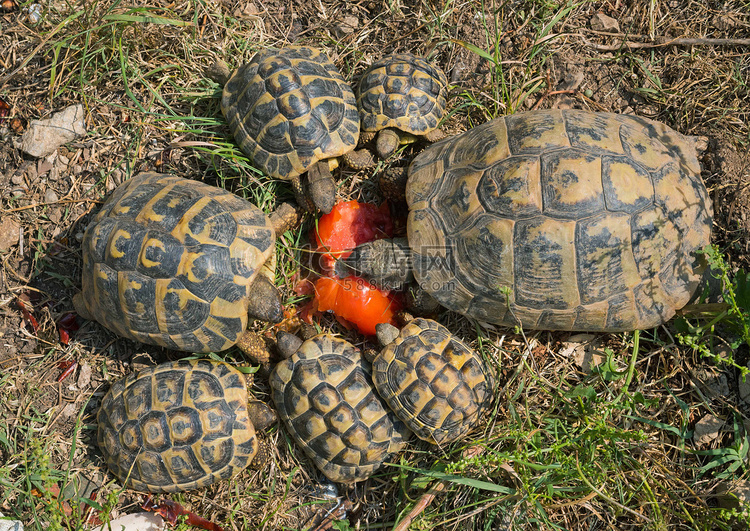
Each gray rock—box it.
[590,12,620,32]
[716,479,750,510]
[739,366,750,404]
[19,104,86,158]
[0,218,20,252]
[693,414,724,447]
[0,513,24,531]
[44,189,59,203]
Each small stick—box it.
[391,482,447,531]
[581,34,750,51]
[392,445,485,531]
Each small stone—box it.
[739,366,750,404]
[44,189,59,203]
[713,14,739,30]
[76,362,92,389]
[691,367,730,399]
[716,479,750,510]
[57,402,78,422]
[20,104,86,158]
[0,513,24,531]
[693,414,724,447]
[37,158,53,176]
[334,15,359,37]
[590,12,620,32]
[93,513,165,531]
[561,335,604,373]
[0,218,21,251]
[11,173,25,186]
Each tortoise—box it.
[371,317,495,445]
[356,52,449,160]
[355,53,449,202]
[269,332,411,483]
[74,172,299,354]
[216,46,372,214]
[97,359,276,493]
[338,109,713,332]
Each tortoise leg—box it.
[249,436,274,470]
[236,331,272,364]
[269,202,302,237]
[247,274,283,323]
[423,128,447,143]
[306,161,336,214]
[343,148,376,170]
[376,128,401,159]
[290,174,315,213]
[379,166,408,203]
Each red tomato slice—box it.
[313,201,393,270]
[312,276,402,336]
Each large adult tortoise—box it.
[371,317,495,445]
[356,52,449,160]
[98,359,276,493]
[74,172,298,353]
[269,332,411,483]
[340,109,713,332]
[217,46,369,214]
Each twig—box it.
[580,33,750,51]
[392,481,447,531]
[392,445,485,531]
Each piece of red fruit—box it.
[313,200,393,272]
[312,276,402,336]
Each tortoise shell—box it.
[406,109,713,332]
[356,52,448,136]
[221,46,360,180]
[269,334,411,483]
[77,172,275,352]
[97,359,258,493]
[373,318,494,445]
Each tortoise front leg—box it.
[306,161,336,214]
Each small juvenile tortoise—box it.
[355,53,449,203]
[371,317,495,445]
[339,109,713,332]
[269,332,411,483]
[356,52,449,160]
[97,359,276,493]
[216,46,372,214]
[74,172,299,353]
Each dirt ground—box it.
[1,0,750,530]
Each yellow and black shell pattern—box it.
[269,334,411,483]
[97,359,258,493]
[407,109,713,332]
[373,318,494,445]
[356,52,448,136]
[77,172,275,352]
[221,46,360,180]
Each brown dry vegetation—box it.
[1,1,750,530]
